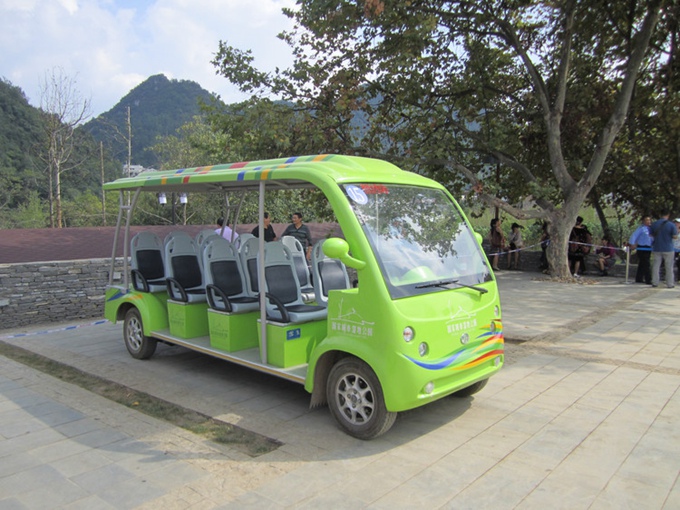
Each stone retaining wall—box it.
[0,250,633,331]
[0,259,125,330]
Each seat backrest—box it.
[196,229,218,249]
[131,232,164,280]
[233,232,254,251]
[130,232,166,292]
[197,233,221,268]
[311,240,350,306]
[239,235,261,296]
[164,232,203,290]
[263,242,303,308]
[203,237,248,298]
[282,235,312,289]
[163,230,187,246]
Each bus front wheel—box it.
[453,378,488,397]
[326,357,396,440]
[123,308,157,360]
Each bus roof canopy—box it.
[103,154,437,193]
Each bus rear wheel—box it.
[327,357,396,440]
[123,308,157,360]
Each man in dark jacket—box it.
[251,212,277,242]
[282,212,313,260]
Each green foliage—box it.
[210,0,666,277]
[0,191,47,228]
[148,101,337,225]
[0,75,145,229]
[0,79,46,210]
[62,192,107,227]
[595,1,680,218]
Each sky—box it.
[0,0,297,116]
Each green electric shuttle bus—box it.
[104,154,504,439]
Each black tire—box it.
[123,308,157,360]
[326,357,397,440]
[453,378,488,398]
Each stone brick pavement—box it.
[0,271,678,508]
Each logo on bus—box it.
[446,302,478,335]
[330,298,375,338]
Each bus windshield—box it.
[344,183,492,299]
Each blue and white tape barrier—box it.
[0,319,109,341]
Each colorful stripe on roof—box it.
[134,154,335,188]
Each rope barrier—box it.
[487,239,678,285]
[486,242,542,256]
[0,319,109,341]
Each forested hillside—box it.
[0,79,44,212]
[1,78,124,228]
[0,74,218,228]
[84,74,215,168]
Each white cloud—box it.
[0,0,296,116]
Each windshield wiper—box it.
[416,279,488,294]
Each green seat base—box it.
[208,309,259,352]
[168,301,209,338]
[260,319,327,368]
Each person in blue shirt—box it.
[628,215,653,284]
[674,218,680,283]
[650,210,679,288]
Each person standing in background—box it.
[488,218,506,271]
[282,212,313,260]
[215,217,238,243]
[628,215,653,284]
[673,218,680,283]
[508,223,524,270]
[539,222,550,273]
[569,216,592,277]
[251,212,277,242]
[650,210,678,289]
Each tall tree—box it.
[595,1,680,219]
[39,67,91,228]
[213,0,667,277]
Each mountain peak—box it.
[84,74,215,167]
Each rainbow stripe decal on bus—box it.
[404,322,504,371]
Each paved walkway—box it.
[1,271,679,509]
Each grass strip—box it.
[0,340,281,457]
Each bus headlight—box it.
[460,333,470,345]
[418,342,429,357]
[403,326,414,342]
[494,305,500,317]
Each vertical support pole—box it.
[109,190,125,286]
[258,181,267,364]
[625,246,631,284]
[121,189,142,290]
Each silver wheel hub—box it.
[127,317,143,351]
[336,373,374,425]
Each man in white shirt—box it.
[215,217,239,243]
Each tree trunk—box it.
[55,166,63,228]
[545,209,580,278]
[593,195,609,237]
[47,164,54,228]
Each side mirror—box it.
[474,232,483,245]
[323,237,366,270]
